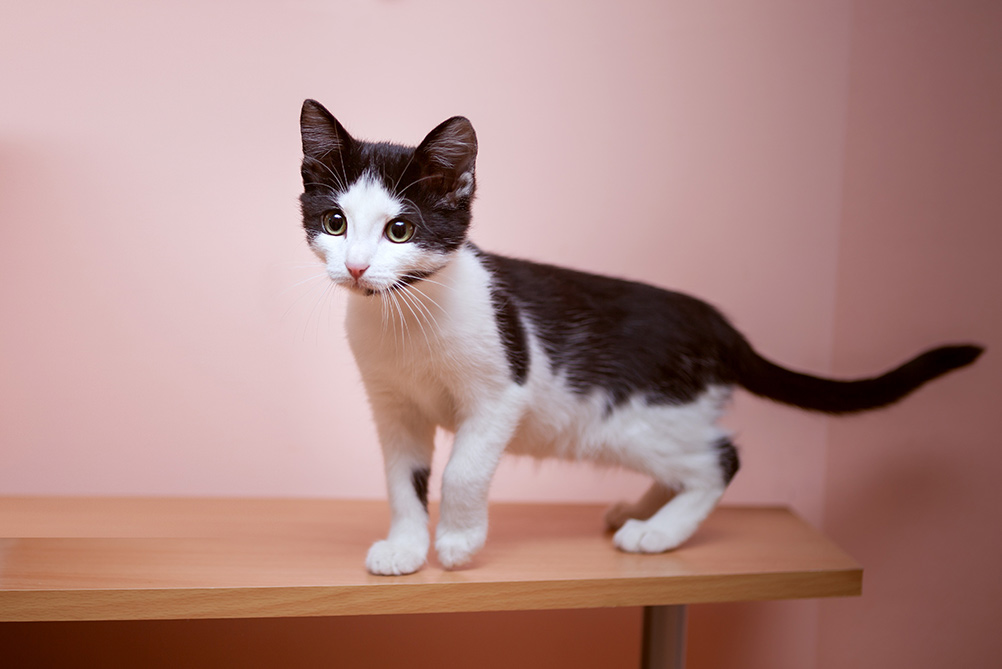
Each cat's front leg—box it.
[366,460,430,576]
[435,390,526,569]
[366,401,435,576]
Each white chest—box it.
[344,248,512,430]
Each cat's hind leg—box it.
[612,482,725,553]
[612,438,739,553]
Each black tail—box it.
[735,343,983,414]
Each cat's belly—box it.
[506,384,732,468]
[506,387,613,461]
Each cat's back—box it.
[474,246,745,407]
[477,248,731,335]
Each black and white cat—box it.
[298,99,982,575]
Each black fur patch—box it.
[716,438,740,484]
[490,288,530,385]
[391,267,441,291]
[412,467,431,512]
[474,248,530,385]
[476,250,743,407]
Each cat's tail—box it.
[734,342,983,414]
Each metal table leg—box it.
[641,604,687,669]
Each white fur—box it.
[309,172,449,295]
[313,177,735,574]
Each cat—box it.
[298,99,983,576]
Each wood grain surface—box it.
[0,498,861,622]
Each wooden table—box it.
[0,498,861,668]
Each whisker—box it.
[320,279,342,340]
[392,150,418,197]
[401,280,446,314]
[303,181,339,194]
[304,156,346,192]
[304,280,336,345]
[396,173,439,196]
[398,290,443,344]
[279,271,330,296]
[401,273,459,295]
[333,126,349,192]
[382,291,399,349]
[282,275,331,321]
[376,289,399,349]
[280,262,330,269]
[387,290,408,350]
[399,197,427,228]
[396,286,434,351]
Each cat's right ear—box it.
[300,99,353,159]
[415,116,478,206]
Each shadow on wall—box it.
[826,436,967,548]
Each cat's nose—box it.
[346,263,369,280]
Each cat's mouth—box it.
[332,264,444,297]
[340,277,382,296]
[338,276,398,297]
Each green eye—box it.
[321,210,347,236]
[385,218,415,243]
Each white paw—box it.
[435,527,486,570]
[366,539,427,576]
[612,519,685,554]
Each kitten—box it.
[298,99,983,575]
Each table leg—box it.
[641,604,687,669]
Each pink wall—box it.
[0,1,996,667]
[820,1,1002,667]
[0,1,848,511]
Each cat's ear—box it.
[415,116,478,205]
[300,99,353,159]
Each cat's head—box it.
[299,99,477,296]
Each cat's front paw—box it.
[435,527,486,570]
[612,519,685,554]
[366,539,427,576]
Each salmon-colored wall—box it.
[819,1,1002,667]
[1,1,996,667]
[0,1,849,519]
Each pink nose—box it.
[346,264,369,280]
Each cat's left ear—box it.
[415,117,478,206]
[300,99,353,159]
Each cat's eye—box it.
[385,218,415,244]
[321,210,347,236]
